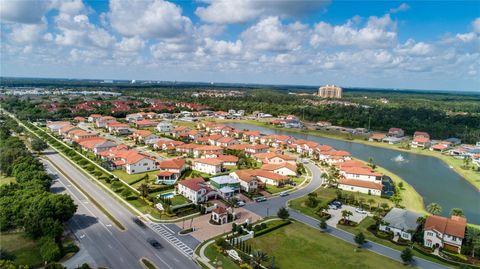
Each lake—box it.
[227,122,480,224]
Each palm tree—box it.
[359,197,366,209]
[367,198,376,211]
[138,183,150,198]
[463,156,472,169]
[450,208,464,217]
[380,203,389,212]
[426,203,442,215]
[341,210,353,223]
[250,250,269,269]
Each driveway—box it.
[325,204,368,227]
[177,207,262,242]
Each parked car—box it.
[331,200,342,207]
[355,208,367,214]
[235,201,246,207]
[279,191,289,197]
[147,238,163,249]
[132,217,146,228]
[328,204,339,210]
[254,197,267,202]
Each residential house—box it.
[78,138,117,154]
[243,131,262,143]
[217,155,239,166]
[215,137,239,148]
[88,114,102,122]
[388,128,405,138]
[176,143,201,156]
[131,130,158,144]
[430,141,451,152]
[59,124,81,136]
[412,132,431,149]
[126,113,144,122]
[68,129,99,142]
[96,116,116,128]
[230,170,258,193]
[74,116,86,122]
[245,144,270,155]
[424,215,467,253]
[154,140,185,151]
[46,121,70,132]
[209,175,240,199]
[261,163,297,176]
[156,159,186,183]
[177,177,217,204]
[338,178,383,196]
[253,152,297,165]
[157,121,174,133]
[134,119,157,128]
[193,145,223,158]
[369,133,387,142]
[171,126,191,137]
[317,150,352,164]
[107,122,130,135]
[192,158,223,175]
[379,208,422,241]
[254,169,289,187]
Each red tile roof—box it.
[340,166,382,177]
[254,169,288,181]
[193,158,223,166]
[424,215,466,238]
[217,155,239,163]
[178,177,205,191]
[213,206,228,214]
[339,178,383,190]
[159,159,185,170]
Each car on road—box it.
[132,217,146,228]
[147,238,163,249]
[355,208,368,214]
[254,197,267,202]
[279,191,289,197]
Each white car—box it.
[355,208,367,214]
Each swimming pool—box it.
[159,192,175,199]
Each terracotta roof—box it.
[431,144,449,150]
[177,143,202,149]
[217,137,235,143]
[135,119,156,126]
[193,158,223,166]
[217,155,239,163]
[424,215,466,238]
[414,131,430,138]
[254,169,288,181]
[227,144,249,151]
[244,131,262,136]
[78,138,108,149]
[195,145,223,151]
[157,171,175,177]
[47,121,70,127]
[233,169,257,182]
[315,145,334,152]
[213,206,228,214]
[335,160,366,168]
[370,133,387,140]
[159,159,185,169]
[413,136,430,143]
[89,114,102,118]
[207,134,223,140]
[246,144,270,150]
[339,178,383,190]
[262,163,297,172]
[178,177,205,191]
[74,116,86,122]
[340,166,382,177]
[322,150,351,157]
[133,130,153,138]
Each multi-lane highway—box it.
[43,150,199,269]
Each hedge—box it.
[254,220,291,237]
[149,184,175,193]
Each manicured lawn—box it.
[170,194,189,206]
[203,242,239,269]
[112,170,159,185]
[264,184,293,194]
[0,175,16,186]
[248,221,408,269]
[338,217,460,268]
[0,232,43,266]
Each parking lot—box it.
[326,204,369,227]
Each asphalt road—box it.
[43,150,199,269]
[246,162,449,269]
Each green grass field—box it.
[338,217,460,268]
[0,232,43,266]
[203,243,239,269]
[248,221,408,269]
[112,170,159,185]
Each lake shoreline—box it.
[215,119,479,192]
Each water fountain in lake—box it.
[392,154,408,163]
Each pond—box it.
[227,122,480,224]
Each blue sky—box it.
[1,0,479,91]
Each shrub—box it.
[254,220,291,237]
[39,237,62,262]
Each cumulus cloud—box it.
[195,0,330,24]
[0,0,52,24]
[115,36,145,52]
[310,14,397,48]
[241,17,307,52]
[8,20,48,43]
[389,3,409,14]
[108,0,192,39]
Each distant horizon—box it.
[1,75,480,94]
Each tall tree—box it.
[426,203,442,215]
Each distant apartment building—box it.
[318,85,342,98]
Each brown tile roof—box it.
[213,206,228,214]
[193,158,224,166]
[159,159,185,169]
[424,215,467,238]
[233,169,257,183]
[340,166,382,177]
[261,163,297,172]
[195,145,223,151]
[178,177,205,191]
[217,155,239,163]
[254,169,288,181]
[339,178,383,190]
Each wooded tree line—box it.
[0,117,77,264]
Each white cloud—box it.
[389,3,409,14]
[0,0,52,24]
[472,18,480,33]
[108,0,192,39]
[203,38,243,55]
[115,36,145,52]
[241,17,307,52]
[396,39,434,56]
[9,20,47,43]
[195,0,329,24]
[310,14,397,48]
